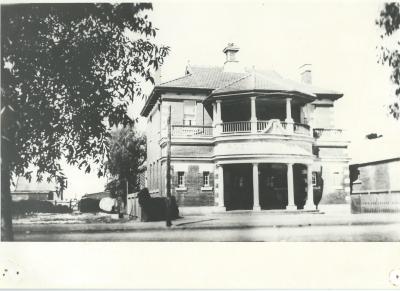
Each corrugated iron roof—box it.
[141,65,342,116]
[160,66,340,95]
[14,177,57,192]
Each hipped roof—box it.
[141,66,343,117]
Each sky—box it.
[62,0,400,199]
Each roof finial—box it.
[185,60,191,75]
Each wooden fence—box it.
[126,192,141,219]
[351,190,400,213]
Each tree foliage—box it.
[377,2,400,119]
[1,3,168,240]
[105,127,146,201]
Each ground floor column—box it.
[216,165,225,210]
[252,163,261,211]
[286,163,297,210]
[304,164,315,210]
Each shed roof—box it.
[350,137,400,165]
[14,177,57,193]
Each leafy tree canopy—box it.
[377,2,400,119]
[105,126,146,201]
[1,3,168,182]
[1,3,168,240]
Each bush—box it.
[78,198,101,213]
[12,200,72,216]
[138,188,179,222]
[321,191,348,204]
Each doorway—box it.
[259,164,288,209]
[224,164,253,210]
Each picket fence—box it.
[351,190,400,213]
[126,192,141,219]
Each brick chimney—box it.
[299,64,312,84]
[154,68,162,85]
[223,43,243,73]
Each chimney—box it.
[299,64,312,84]
[154,68,162,85]
[223,43,243,73]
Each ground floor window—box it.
[178,171,185,187]
[312,172,317,186]
[203,171,210,186]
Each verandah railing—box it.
[171,125,213,137]
[169,121,320,137]
[222,120,310,136]
[313,128,344,140]
[222,121,251,133]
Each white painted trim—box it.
[201,186,213,191]
[215,133,313,143]
[216,156,313,165]
[175,187,187,191]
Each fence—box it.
[126,192,141,219]
[351,190,400,213]
[54,200,78,210]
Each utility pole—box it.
[166,105,172,227]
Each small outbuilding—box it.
[12,177,59,201]
[350,136,400,213]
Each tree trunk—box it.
[1,160,13,241]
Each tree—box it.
[105,127,146,203]
[377,2,400,119]
[1,3,169,241]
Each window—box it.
[203,171,210,187]
[312,172,317,186]
[183,100,196,125]
[177,172,185,187]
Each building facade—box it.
[141,44,350,211]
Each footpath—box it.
[12,204,400,234]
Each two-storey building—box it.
[141,44,350,212]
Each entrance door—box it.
[225,164,253,210]
[259,164,288,209]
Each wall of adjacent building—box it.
[352,159,400,192]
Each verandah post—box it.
[166,105,172,227]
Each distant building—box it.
[350,137,400,212]
[81,191,111,200]
[141,43,350,211]
[12,177,60,201]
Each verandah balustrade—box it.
[169,121,342,138]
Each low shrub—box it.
[12,200,72,216]
[321,190,348,204]
[138,188,179,222]
[78,198,101,213]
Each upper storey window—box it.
[183,100,196,125]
